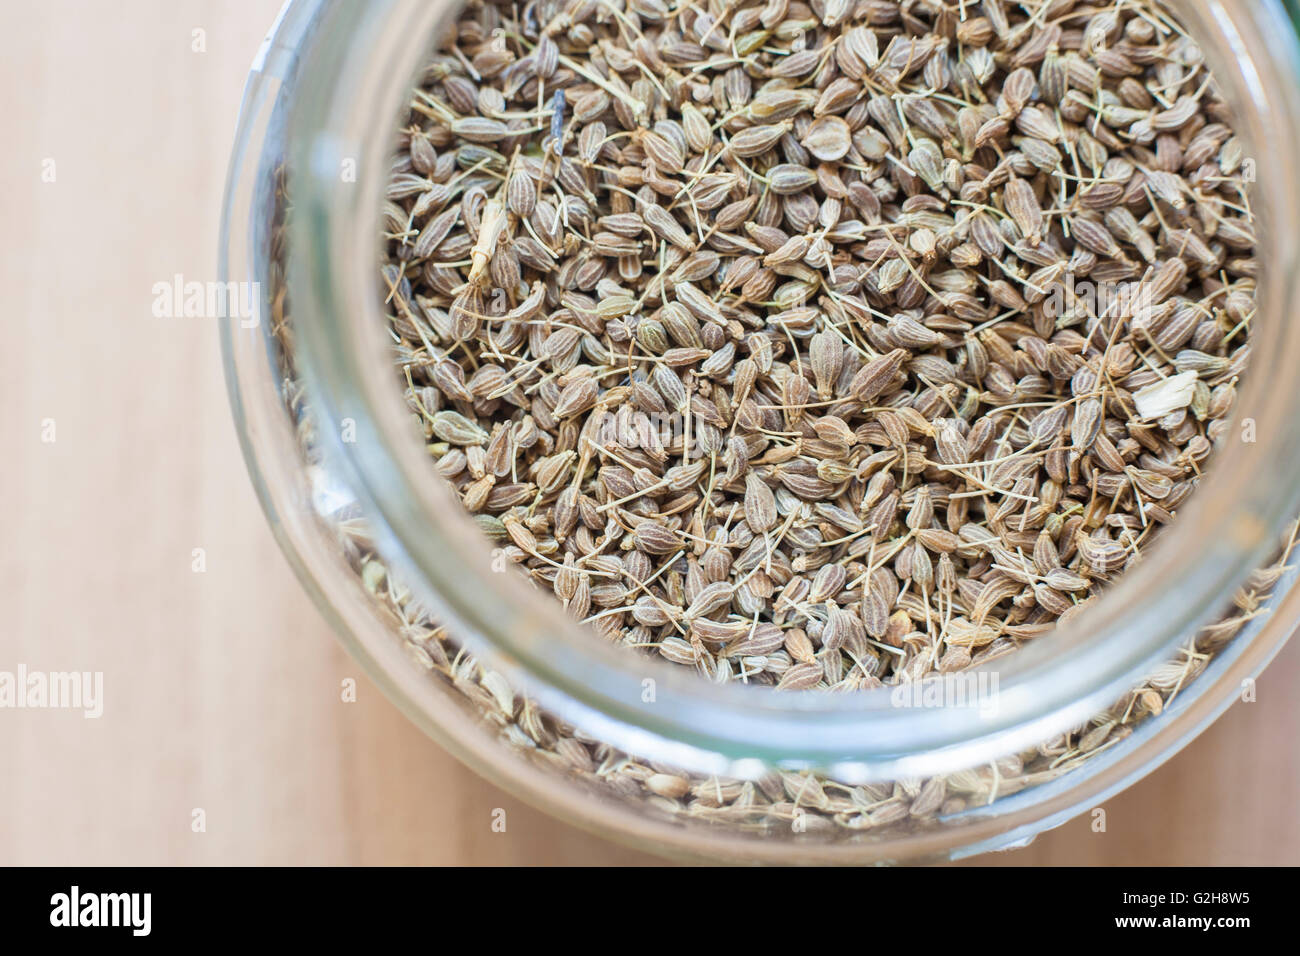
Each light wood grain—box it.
[1,0,1295,866]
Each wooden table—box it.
[1,0,1295,866]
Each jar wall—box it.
[221,0,1300,862]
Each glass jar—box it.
[221,0,1300,862]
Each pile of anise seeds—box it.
[379,0,1256,692]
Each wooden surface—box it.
[1,0,1296,866]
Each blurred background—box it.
[1,0,1296,865]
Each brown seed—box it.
[451,117,509,143]
[632,521,681,554]
[729,122,790,158]
[849,349,908,402]
[744,472,778,533]
[768,164,819,194]
[506,169,535,218]
[1003,176,1043,245]
[801,115,852,162]
[809,333,843,400]
[552,377,598,420]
